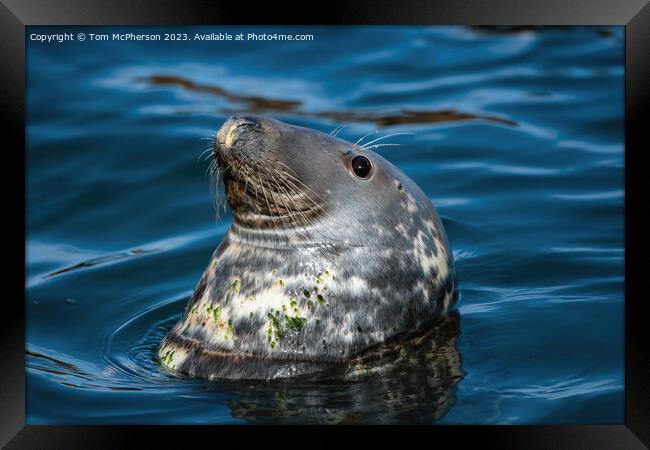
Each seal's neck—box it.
[229,222,323,249]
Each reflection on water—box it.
[145,74,517,126]
[227,312,462,424]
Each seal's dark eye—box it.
[351,155,372,179]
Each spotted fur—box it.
[160,116,458,380]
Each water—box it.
[26,26,625,424]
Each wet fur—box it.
[160,116,458,380]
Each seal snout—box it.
[216,115,263,149]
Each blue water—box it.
[26,26,625,424]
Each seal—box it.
[159,115,458,380]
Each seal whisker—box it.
[206,159,217,187]
[360,143,404,150]
[273,169,330,220]
[329,124,344,136]
[261,166,300,245]
[243,159,268,218]
[263,170,303,248]
[197,147,214,163]
[255,172,283,249]
[355,129,379,145]
[223,152,347,254]
[272,179,327,252]
[272,169,352,254]
[274,161,328,208]
[234,155,252,191]
[359,132,415,149]
[266,169,318,251]
[257,173,276,218]
[238,163,264,217]
[273,168,327,216]
[330,122,355,137]
[208,159,228,219]
[199,132,217,142]
[242,162,251,195]
[271,170,319,233]
[205,158,215,177]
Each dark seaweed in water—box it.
[26,25,624,424]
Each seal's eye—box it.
[350,155,373,179]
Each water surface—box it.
[26,25,624,424]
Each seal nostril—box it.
[237,122,261,131]
[233,116,262,130]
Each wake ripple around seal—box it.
[28,294,204,393]
[28,290,466,424]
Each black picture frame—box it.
[2,0,648,447]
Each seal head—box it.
[159,115,457,380]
